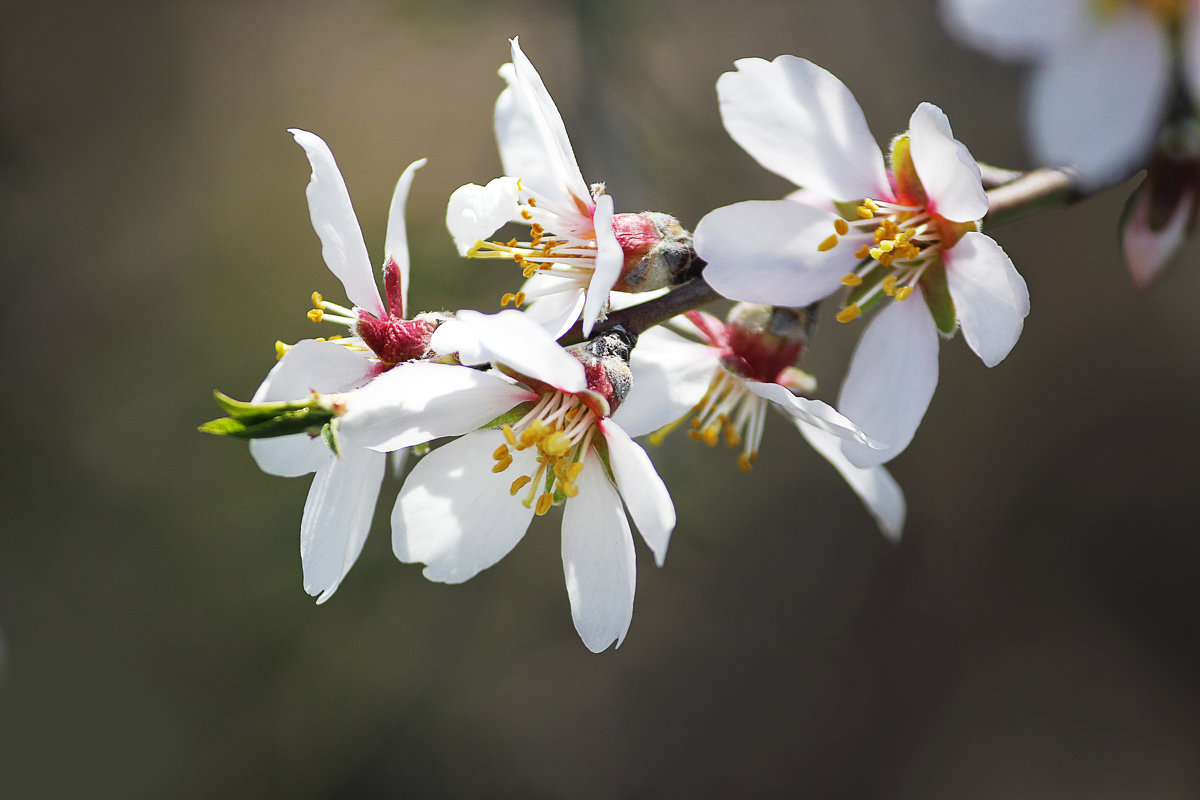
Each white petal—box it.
[338,362,535,452]
[451,309,586,393]
[717,56,889,200]
[695,200,857,306]
[944,232,1029,367]
[249,340,374,477]
[1122,182,1196,289]
[908,103,988,223]
[519,273,588,339]
[446,178,521,255]
[746,381,879,450]
[794,418,905,541]
[382,158,426,318]
[939,0,1089,60]
[599,420,675,566]
[611,325,721,437]
[561,452,636,652]
[392,430,536,583]
[1027,12,1171,186]
[288,129,384,318]
[581,193,622,338]
[502,38,591,205]
[838,294,940,468]
[301,448,386,603]
[428,317,483,364]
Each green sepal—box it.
[844,260,889,316]
[919,259,958,336]
[832,199,863,220]
[888,135,927,207]
[321,421,341,457]
[198,407,330,440]
[480,401,535,431]
[212,391,317,424]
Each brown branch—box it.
[557,273,722,346]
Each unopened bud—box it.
[1121,120,1200,289]
[356,311,450,366]
[722,303,814,384]
[568,327,636,415]
[611,212,698,292]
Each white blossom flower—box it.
[941,0,1200,186]
[614,305,904,540]
[446,38,624,339]
[339,310,676,652]
[248,130,434,603]
[695,56,1029,468]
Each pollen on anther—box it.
[520,209,533,220]
[492,443,510,460]
[737,453,755,472]
[894,285,914,301]
[307,309,324,323]
[509,475,532,496]
[501,292,517,307]
[311,291,324,308]
[535,493,554,516]
[274,341,291,360]
[841,273,863,287]
[856,205,875,219]
[834,218,850,236]
[818,234,840,252]
[513,291,526,306]
[565,462,583,480]
[836,304,862,324]
[492,456,513,473]
[502,424,518,447]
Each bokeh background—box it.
[3,1,1199,797]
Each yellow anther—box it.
[702,426,720,447]
[868,247,883,260]
[878,240,896,253]
[818,234,840,252]
[502,424,518,447]
[507,238,518,248]
[894,285,914,301]
[274,341,291,360]
[836,304,862,324]
[687,429,703,441]
[307,309,324,323]
[854,245,871,259]
[882,275,898,296]
[535,493,554,516]
[492,456,513,473]
[737,453,754,472]
[513,291,526,306]
[501,292,517,306]
[522,264,538,278]
[724,425,742,448]
[541,431,572,457]
[856,205,875,219]
[509,475,532,496]
[863,198,880,212]
[559,479,579,498]
[565,462,584,480]
[840,273,863,287]
[311,291,324,308]
[492,443,510,460]
[834,218,850,236]
[527,197,537,207]
[689,417,702,429]
[520,209,532,220]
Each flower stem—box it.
[983,168,1081,228]
[557,271,722,346]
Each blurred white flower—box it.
[695,56,1029,468]
[617,305,904,540]
[941,0,1200,186]
[343,310,676,653]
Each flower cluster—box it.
[201,36,1072,651]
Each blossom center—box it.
[817,198,940,323]
[491,390,599,515]
[686,369,767,472]
[466,181,601,309]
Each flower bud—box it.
[567,327,636,414]
[355,311,450,366]
[611,212,699,292]
[1121,120,1200,289]
[722,303,814,384]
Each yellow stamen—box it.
[834,218,850,235]
[857,205,875,219]
[502,424,518,447]
[492,456,512,473]
[492,444,510,460]
[841,273,863,287]
[882,275,898,296]
[275,341,290,360]
[894,285,914,301]
[737,453,755,472]
[509,475,532,496]
[501,292,517,307]
[520,209,532,220]
[535,493,554,516]
[565,462,584,480]
[541,430,572,457]
[559,479,579,498]
[513,291,526,306]
[818,234,840,252]
[837,304,862,324]
[311,291,324,308]
[307,309,324,323]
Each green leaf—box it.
[198,407,329,440]
[481,401,535,430]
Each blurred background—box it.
[2,0,1199,797]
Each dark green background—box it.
[2,1,1198,797]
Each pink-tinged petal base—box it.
[301,448,386,604]
[944,232,1029,367]
[1122,179,1196,290]
[794,418,905,541]
[392,429,536,584]
[696,200,856,307]
[908,103,988,223]
[838,294,940,468]
[600,420,675,566]
[561,452,636,653]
